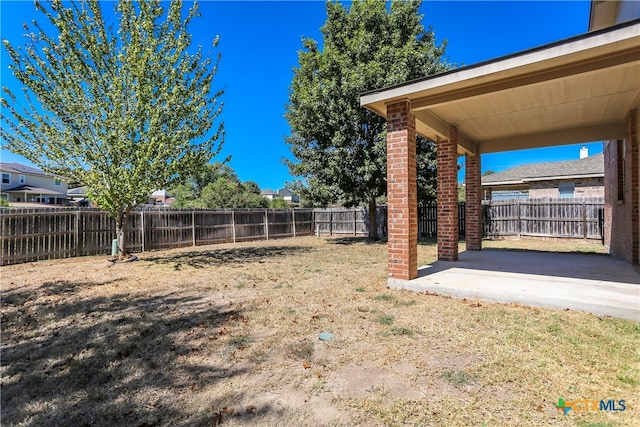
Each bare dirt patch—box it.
[1,237,638,426]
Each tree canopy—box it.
[285,0,450,238]
[170,162,269,209]
[1,0,224,256]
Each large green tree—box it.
[285,0,449,239]
[170,162,269,209]
[1,0,224,257]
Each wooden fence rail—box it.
[1,208,314,265]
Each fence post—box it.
[517,200,521,238]
[329,210,333,236]
[265,209,269,240]
[75,210,80,257]
[140,211,146,252]
[232,210,236,243]
[582,201,587,240]
[353,208,357,236]
[192,210,196,246]
[292,208,296,237]
[314,209,319,237]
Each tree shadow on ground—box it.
[144,245,312,269]
[1,278,272,426]
[326,237,387,246]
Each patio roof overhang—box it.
[361,19,640,156]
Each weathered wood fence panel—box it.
[483,198,604,240]
[313,207,386,237]
[1,208,314,266]
[418,203,465,237]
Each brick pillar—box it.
[628,109,639,264]
[386,100,418,280]
[465,152,482,250]
[437,126,459,261]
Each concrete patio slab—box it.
[388,250,640,321]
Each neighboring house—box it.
[0,162,68,205]
[148,189,174,206]
[68,187,173,207]
[482,149,604,200]
[260,189,278,200]
[261,188,300,204]
[67,186,91,207]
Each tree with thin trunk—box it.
[285,0,450,239]
[1,0,224,257]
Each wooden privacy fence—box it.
[1,208,314,265]
[483,198,604,240]
[313,207,387,237]
[317,199,603,241]
[418,203,466,237]
[0,199,605,265]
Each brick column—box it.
[386,100,418,280]
[628,109,639,264]
[465,152,482,251]
[437,126,459,261]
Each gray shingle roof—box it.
[481,153,604,185]
[0,162,47,176]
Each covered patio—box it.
[404,249,640,321]
[361,19,640,284]
[3,184,66,205]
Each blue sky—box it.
[1,0,597,190]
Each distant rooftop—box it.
[482,153,604,186]
[0,162,47,176]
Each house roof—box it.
[68,186,87,195]
[277,188,295,197]
[482,153,604,186]
[3,185,65,196]
[261,189,277,196]
[151,189,169,197]
[361,19,640,155]
[0,162,47,176]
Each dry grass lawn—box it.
[1,236,638,426]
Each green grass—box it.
[443,369,473,387]
[377,314,395,326]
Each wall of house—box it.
[604,108,639,264]
[0,172,68,203]
[528,178,604,199]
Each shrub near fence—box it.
[1,208,314,266]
